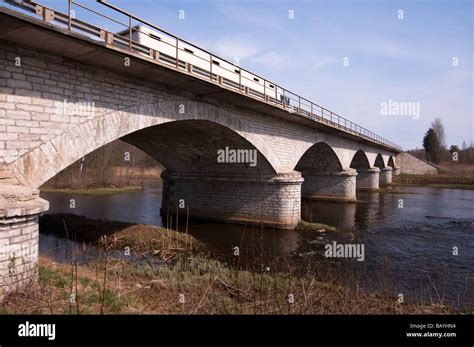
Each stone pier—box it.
[0,184,49,297]
[379,167,393,186]
[161,171,303,229]
[356,167,380,190]
[301,169,357,202]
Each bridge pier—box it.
[392,167,401,176]
[379,167,393,186]
[161,170,303,229]
[356,167,380,190]
[0,184,49,297]
[301,169,357,202]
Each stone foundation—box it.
[301,169,357,202]
[0,184,49,297]
[356,167,380,189]
[392,167,401,176]
[161,171,303,229]
[379,167,393,186]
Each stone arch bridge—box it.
[0,2,401,293]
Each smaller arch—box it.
[350,150,371,170]
[295,142,343,173]
[374,153,385,169]
[387,156,395,168]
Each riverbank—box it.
[392,173,474,190]
[0,214,458,314]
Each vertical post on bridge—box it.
[68,0,72,30]
[209,54,213,82]
[128,15,132,52]
[176,38,179,69]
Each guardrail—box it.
[2,0,402,151]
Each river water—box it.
[39,179,474,310]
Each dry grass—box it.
[0,222,459,315]
[393,163,474,189]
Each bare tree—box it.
[430,118,446,149]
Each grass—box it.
[40,186,142,195]
[0,253,458,314]
[390,162,474,190]
[296,220,338,232]
[393,174,474,190]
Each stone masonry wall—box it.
[161,171,303,229]
[0,184,49,296]
[301,170,356,202]
[397,152,438,175]
[379,167,393,186]
[356,168,380,189]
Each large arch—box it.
[5,100,283,188]
[122,120,277,177]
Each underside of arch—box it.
[388,156,395,168]
[295,142,343,173]
[122,120,276,177]
[374,154,385,169]
[350,150,371,170]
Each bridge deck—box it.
[0,0,401,152]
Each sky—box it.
[13,0,473,150]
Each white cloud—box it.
[310,57,337,72]
[209,36,259,62]
[249,51,289,69]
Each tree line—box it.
[419,117,473,164]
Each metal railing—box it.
[3,0,402,151]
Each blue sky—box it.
[16,0,473,149]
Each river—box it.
[39,179,474,310]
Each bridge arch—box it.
[374,153,386,169]
[350,149,380,189]
[295,142,356,202]
[294,142,343,173]
[387,156,396,168]
[5,100,282,188]
[349,150,371,170]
